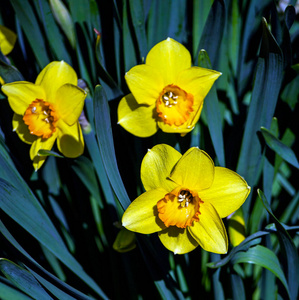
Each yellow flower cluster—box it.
[1,36,250,254]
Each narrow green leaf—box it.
[94,31,122,98]
[230,273,245,300]
[0,54,24,83]
[10,0,49,67]
[128,0,147,60]
[123,0,138,71]
[232,245,290,298]
[192,0,213,57]
[195,0,225,67]
[0,171,107,299]
[49,0,76,48]
[0,277,33,300]
[237,0,272,95]
[34,0,71,62]
[258,189,299,300]
[26,267,77,300]
[237,18,284,214]
[210,253,225,300]
[261,127,299,169]
[198,50,225,166]
[0,220,98,300]
[37,149,64,158]
[0,259,52,300]
[94,85,131,210]
[207,232,267,269]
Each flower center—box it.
[23,99,58,139]
[157,187,203,228]
[156,84,194,126]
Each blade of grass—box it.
[10,0,49,67]
[94,84,131,210]
[237,18,284,215]
[0,259,52,300]
[231,245,290,299]
[258,189,299,300]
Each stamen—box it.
[31,107,36,113]
[156,84,194,126]
[157,187,203,228]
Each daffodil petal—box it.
[228,208,246,247]
[1,82,46,115]
[170,147,214,190]
[158,227,198,254]
[117,94,158,137]
[141,144,182,191]
[199,167,250,218]
[0,25,17,55]
[146,38,191,83]
[177,67,221,104]
[55,84,86,126]
[12,113,36,144]
[122,188,167,234]
[29,134,57,160]
[125,64,164,105]
[57,121,84,158]
[35,61,77,102]
[189,202,228,254]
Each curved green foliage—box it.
[0,259,52,300]
[261,127,299,169]
[231,245,290,298]
[0,277,33,300]
[258,189,299,300]
[94,84,131,210]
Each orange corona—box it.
[23,99,58,139]
[156,84,194,126]
[157,186,203,228]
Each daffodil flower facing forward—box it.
[1,61,87,170]
[118,38,221,137]
[122,144,250,254]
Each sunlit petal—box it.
[1,82,46,115]
[55,84,86,125]
[117,94,158,137]
[158,226,198,254]
[146,38,191,83]
[199,167,250,218]
[122,188,167,234]
[0,25,17,55]
[35,61,77,102]
[141,144,182,191]
[125,64,164,105]
[177,67,221,105]
[188,202,228,254]
[170,148,214,190]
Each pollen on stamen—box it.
[43,111,48,115]
[31,107,36,113]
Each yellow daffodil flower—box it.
[118,38,221,137]
[122,144,250,254]
[0,25,17,56]
[1,61,87,170]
